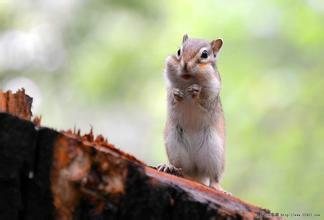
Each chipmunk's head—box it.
[165,34,223,86]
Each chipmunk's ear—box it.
[211,38,223,56]
[182,34,189,43]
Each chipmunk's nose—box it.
[180,60,191,80]
[180,60,188,72]
[184,63,188,72]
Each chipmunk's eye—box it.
[201,50,208,59]
[177,48,181,57]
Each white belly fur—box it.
[166,98,224,182]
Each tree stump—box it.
[0,89,281,220]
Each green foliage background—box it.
[0,0,323,214]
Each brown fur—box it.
[161,35,226,191]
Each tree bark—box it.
[0,90,281,220]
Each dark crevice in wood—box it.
[0,90,281,220]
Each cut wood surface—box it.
[0,89,32,120]
[0,89,281,220]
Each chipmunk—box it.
[157,34,226,192]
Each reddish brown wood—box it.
[0,89,32,120]
[0,90,282,220]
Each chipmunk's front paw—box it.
[186,84,201,98]
[157,164,183,177]
[172,88,184,102]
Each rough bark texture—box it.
[0,90,281,220]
